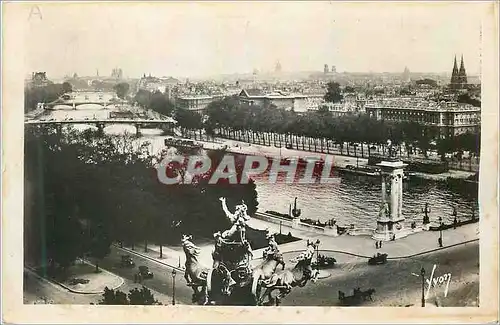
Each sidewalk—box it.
[122,218,478,273]
[247,217,478,260]
[28,260,124,294]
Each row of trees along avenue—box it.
[24,126,258,276]
[173,95,480,161]
[129,83,479,161]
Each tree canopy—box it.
[24,126,258,270]
[114,82,130,99]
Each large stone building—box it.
[29,72,52,88]
[365,98,480,137]
[238,89,311,113]
[175,95,215,113]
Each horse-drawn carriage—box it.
[338,287,375,306]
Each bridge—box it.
[25,117,176,136]
[44,91,122,109]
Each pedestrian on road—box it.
[438,237,443,248]
[375,241,379,249]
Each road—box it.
[24,241,478,306]
[280,241,479,306]
[23,267,172,305]
[99,245,193,304]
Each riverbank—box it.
[194,137,477,181]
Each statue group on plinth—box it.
[181,197,321,306]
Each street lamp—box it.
[316,239,321,263]
[171,269,177,305]
[438,216,443,247]
[420,267,426,307]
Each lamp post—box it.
[439,216,443,244]
[171,269,177,305]
[316,239,321,263]
[420,267,426,307]
[422,203,431,225]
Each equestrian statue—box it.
[258,239,321,306]
[181,197,321,305]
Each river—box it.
[61,121,479,230]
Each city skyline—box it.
[24,2,484,79]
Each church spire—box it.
[459,54,466,74]
[451,55,459,84]
[458,54,467,84]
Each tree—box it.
[62,82,73,94]
[128,286,162,305]
[24,83,65,112]
[114,83,130,99]
[134,89,152,108]
[99,287,129,305]
[149,91,174,116]
[88,222,112,273]
[343,86,356,93]
[175,108,203,134]
[324,82,343,103]
[415,78,438,87]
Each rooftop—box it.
[365,99,479,111]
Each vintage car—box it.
[368,253,388,265]
[137,266,154,279]
[120,254,135,268]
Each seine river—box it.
[65,121,478,230]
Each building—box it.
[402,67,411,83]
[238,89,311,112]
[175,95,215,113]
[365,99,480,137]
[315,102,354,117]
[450,55,468,90]
[111,68,123,79]
[29,72,52,87]
[275,60,282,73]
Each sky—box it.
[22,2,485,79]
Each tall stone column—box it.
[373,159,407,241]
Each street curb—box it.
[117,238,478,274]
[25,262,124,295]
[252,238,479,261]
[114,245,185,274]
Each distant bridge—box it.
[25,117,176,135]
[45,100,118,109]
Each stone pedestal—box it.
[372,158,408,241]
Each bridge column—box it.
[96,122,105,136]
[135,124,142,137]
[55,124,63,136]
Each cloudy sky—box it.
[22,2,485,78]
